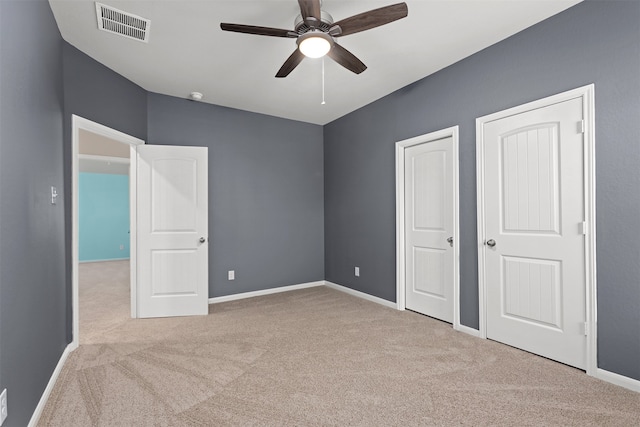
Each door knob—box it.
[199,237,206,243]
[447,236,453,247]
[486,239,496,247]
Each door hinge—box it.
[578,221,587,235]
[578,120,585,134]
[580,322,588,336]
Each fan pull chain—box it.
[321,57,326,105]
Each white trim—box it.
[475,85,597,369]
[456,324,482,338]
[582,86,597,378]
[595,369,640,393]
[129,145,138,318]
[72,115,144,347]
[395,126,460,329]
[27,343,75,427]
[208,281,397,309]
[79,258,130,263]
[208,281,325,304]
[475,115,488,339]
[325,281,397,309]
[78,154,130,164]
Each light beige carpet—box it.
[78,260,131,345]
[39,263,639,426]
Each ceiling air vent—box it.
[95,2,150,43]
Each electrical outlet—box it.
[1,388,7,426]
[228,270,235,281]
[355,266,360,277]
[119,244,124,250]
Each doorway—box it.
[396,126,460,329]
[71,115,144,347]
[77,129,131,343]
[476,85,596,374]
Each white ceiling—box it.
[79,129,130,174]
[49,0,581,125]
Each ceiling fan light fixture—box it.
[297,31,332,58]
[220,1,408,77]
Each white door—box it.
[137,145,209,318]
[481,97,586,369]
[405,137,454,323]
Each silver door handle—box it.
[447,237,453,247]
[486,239,496,247]
[199,237,206,243]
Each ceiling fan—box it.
[220,0,408,78]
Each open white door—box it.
[137,145,208,318]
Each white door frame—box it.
[396,126,461,330]
[71,115,144,349]
[475,85,596,376]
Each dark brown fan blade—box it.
[298,0,321,22]
[220,23,298,38]
[327,43,367,75]
[276,49,305,78]
[332,3,408,37]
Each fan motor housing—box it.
[294,10,334,34]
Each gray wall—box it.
[324,0,640,381]
[147,93,324,297]
[1,3,638,424]
[62,42,148,342]
[0,1,66,426]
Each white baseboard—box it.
[28,342,76,427]
[595,368,640,393]
[209,280,398,310]
[455,323,482,338]
[79,258,129,264]
[208,281,325,304]
[324,281,397,309]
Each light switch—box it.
[51,186,58,205]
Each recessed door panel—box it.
[151,158,198,233]
[501,125,560,234]
[502,256,562,329]
[151,250,198,296]
[413,151,446,231]
[413,247,445,299]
